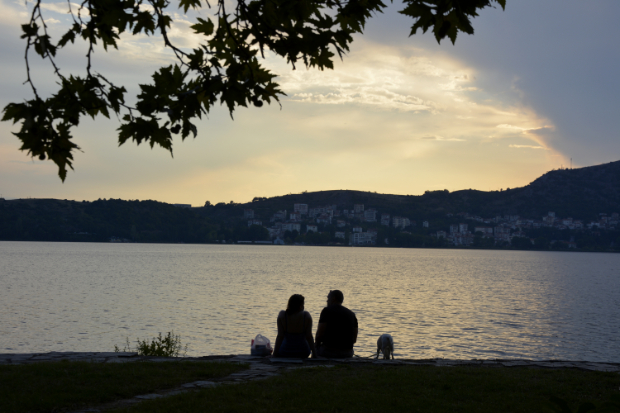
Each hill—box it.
[1,160,619,247]
[241,160,620,221]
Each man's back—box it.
[318,304,358,351]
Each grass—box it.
[0,360,247,413]
[112,364,620,413]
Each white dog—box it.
[376,334,394,360]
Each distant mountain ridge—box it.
[244,160,620,221]
[1,160,619,244]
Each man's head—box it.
[327,290,344,306]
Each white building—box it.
[393,217,411,229]
[350,231,376,245]
[354,204,364,213]
[364,209,377,222]
[335,231,345,239]
[248,219,262,227]
[244,209,254,219]
[352,226,362,233]
[271,210,287,222]
[289,212,301,222]
[294,203,308,215]
[282,222,301,232]
[306,225,318,233]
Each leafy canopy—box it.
[2,0,506,181]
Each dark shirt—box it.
[318,304,358,350]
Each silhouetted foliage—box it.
[2,0,505,180]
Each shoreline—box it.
[2,352,619,372]
[2,239,619,254]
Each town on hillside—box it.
[240,202,619,249]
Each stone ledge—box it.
[2,352,619,373]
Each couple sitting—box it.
[273,290,358,359]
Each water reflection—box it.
[1,242,619,361]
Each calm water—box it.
[1,241,619,361]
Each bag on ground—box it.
[251,334,273,356]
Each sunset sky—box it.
[1,0,619,205]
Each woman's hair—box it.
[286,294,305,315]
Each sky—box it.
[0,0,619,205]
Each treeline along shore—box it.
[2,160,620,252]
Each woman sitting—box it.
[273,294,316,359]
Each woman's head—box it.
[286,294,305,315]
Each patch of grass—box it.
[115,331,188,357]
[0,360,247,413]
[113,365,620,413]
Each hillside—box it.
[240,161,620,221]
[1,160,619,246]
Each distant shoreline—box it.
[1,239,618,254]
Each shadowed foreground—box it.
[1,353,619,413]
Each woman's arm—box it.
[305,312,317,358]
[273,311,285,357]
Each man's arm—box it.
[352,326,358,344]
[315,323,327,348]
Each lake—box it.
[1,241,618,361]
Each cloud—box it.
[509,145,548,150]
[261,40,557,151]
[419,135,465,142]
[291,90,436,112]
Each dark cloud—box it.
[359,0,620,166]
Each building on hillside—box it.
[474,226,493,236]
[392,217,411,229]
[381,214,390,226]
[309,206,334,219]
[282,222,301,233]
[494,226,511,243]
[354,204,364,213]
[294,203,308,215]
[363,209,377,222]
[335,231,345,239]
[244,209,254,219]
[350,231,377,246]
[289,212,301,222]
[451,233,474,246]
[248,219,262,227]
[450,224,459,234]
[336,220,346,228]
[352,226,362,233]
[543,215,555,226]
[306,225,318,233]
[436,230,447,239]
[316,213,332,225]
[422,221,429,228]
[459,223,468,233]
[270,210,287,222]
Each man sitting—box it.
[315,290,358,358]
